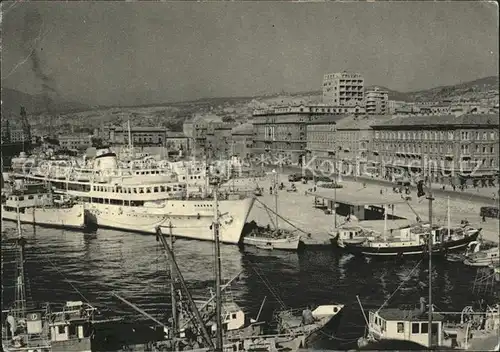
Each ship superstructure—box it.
[10,148,254,244]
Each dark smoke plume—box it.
[23,9,58,118]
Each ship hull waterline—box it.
[343,231,481,257]
[1,204,87,231]
[84,197,255,245]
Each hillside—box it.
[2,75,497,135]
[1,87,89,118]
[404,76,499,102]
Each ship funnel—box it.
[419,297,426,314]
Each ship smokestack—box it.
[419,297,426,314]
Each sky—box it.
[1,1,498,106]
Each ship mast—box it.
[14,210,27,322]
[427,170,434,347]
[272,169,279,230]
[155,228,215,349]
[168,222,178,351]
[213,186,223,351]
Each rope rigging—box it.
[375,259,423,314]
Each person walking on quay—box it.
[269,186,273,195]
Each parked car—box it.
[288,173,302,182]
[480,206,500,219]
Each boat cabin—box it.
[48,301,95,351]
[368,302,444,348]
[209,301,246,333]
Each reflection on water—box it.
[2,222,497,349]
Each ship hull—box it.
[344,231,480,257]
[84,197,255,244]
[1,204,87,230]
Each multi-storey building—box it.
[252,104,365,165]
[211,123,237,159]
[303,115,392,176]
[370,114,499,185]
[388,100,406,114]
[231,123,254,160]
[165,132,190,154]
[365,87,389,115]
[305,115,340,173]
[107,126,169,147]
[322,72,365,106]
[58,133,93,150]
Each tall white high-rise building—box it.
[366,87,389,115]
[322,72,364,106]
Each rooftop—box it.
[373,114,500,128]
[306,188,408,207]
[166,132,187,138]
[307,114,346,125]
[335,115,393,130]
[377,308,444,322]
[112,126,169,132]
[231,123,254,135]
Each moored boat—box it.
[243,224,301,251]
[464,246,500,267]
[344,224,481,258]
[357,298,500,350]
[275,304,345,347]
[1,180,86,230]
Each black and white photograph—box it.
[1,1,499,351]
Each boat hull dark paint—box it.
[344,230,481,257]
[304,309,344,348]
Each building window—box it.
[397,322,405,333]
[448,132,454,140]
[483,132,487,140]
[412,323,420,334]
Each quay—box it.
[230,172,500,247]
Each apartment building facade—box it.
[252,105,365,165]
[365,87,389,115]
[322,72,365,106]
[230,123,254,160]
[370,114,499,185]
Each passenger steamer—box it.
[11,148,255,244]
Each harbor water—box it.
[2,223,497,350]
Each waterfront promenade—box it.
[230,172,499,244]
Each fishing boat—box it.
[357,298,500,350]
[1,180,86,230]
[464,244,500,267]
[243,223,301,251]
[329,225,379,249]
[275,304,345,346]
[1,215,99,351]
[242,171,301,251]
[344,223,482,257]
[10,147,255,244]
[111,185,309,351]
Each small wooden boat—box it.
[244,228,301,251]
[464,246,499,267]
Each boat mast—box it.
[427,172,434,347]
[14,210,27,322]
[213,186,223,351]
[168,221,178,351]
[447,196,450,238]
[273,169,279,230]
[155,228,215,349]
[383,204,387,241]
